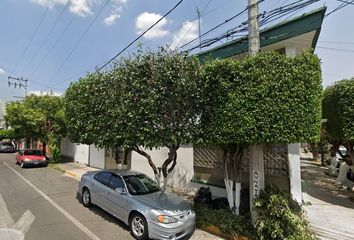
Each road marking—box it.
[12,210,35,235]
[0,194,14,228]
[3,162,102,240]
[0,193,35,240]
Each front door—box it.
[105,174,129,221]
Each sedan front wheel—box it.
[130,213,148,240]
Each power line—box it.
[50,0,237,86]
[177,4,251,51]
[184,0,320,52]
[334,0,354,5]
[13,6,49,72]
[20,1,71,76]
[98,0,184,71]
[28,0,89,78]
[317,46,354,53]
[46,0,111,86]
[172,0,211,49]
[326,0,354,16]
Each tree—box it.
[323,78,354,161]
[200,51,322,215]
[5,95,66,158]
[65,48,203,186]
[5,100,43,146]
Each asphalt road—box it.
[0,153,133,240]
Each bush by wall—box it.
[254,186,315,240]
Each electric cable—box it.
[13,6,49,72]
[98,0,184,71]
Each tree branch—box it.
[162,144,179,178]
[132,145,158,175]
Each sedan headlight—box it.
[41,157,46,161]
[157,215,178,224]
[24,158,31,161]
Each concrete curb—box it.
[64,170,77,177]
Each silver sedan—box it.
[78,170,195,240]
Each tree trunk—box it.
[25,138,31,149]
[161,145,179,190]
[114,145,120,165]
[223,144,245,215]
[310,143,319,160]
[42,142,47,156]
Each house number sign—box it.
[253,170,260,198]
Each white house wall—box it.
[60,137,89,165]
[130,145,194,189]
[89,146,105,169]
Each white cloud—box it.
[31,0,128,21]
[136,12,169,39]
[104,13,120,26]
[0,68,5,75]
[28,90,62,96]
[103,0,128,26]
[170,20,199,50]
[30,0,97,17]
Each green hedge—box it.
[323,78,354,142]
[201,51,322,145]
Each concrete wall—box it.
[130,145,194,189]
[61,137,76,159]
[89,145,105,169]
[60,137,89,165]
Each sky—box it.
[0,0,353,102]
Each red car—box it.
[16,149,47,168]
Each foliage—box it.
[5,95,66,154]
[5,100,43,140]
[323,79,354,142]
[194,203,255,239]
[65,47,203,177]
[322,79,354,160]
[254,186,315,240]
[0,129,16,140]
[200,50,322,146]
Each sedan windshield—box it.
[24,150,43,156]
[123,174,160,195]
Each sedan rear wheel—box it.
[82,188,91,207]
[130,213,148,240]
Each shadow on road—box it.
[75,193,130,231]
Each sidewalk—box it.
[50,162,99,181]
[51,161,223,240]
[301,160,354,240]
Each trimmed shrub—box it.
[254,186,315,240]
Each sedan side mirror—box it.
[115,187,126,195]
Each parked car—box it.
[0,142,15,153]
[16,149,47,168]
[78,170,195,240]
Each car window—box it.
[94,172,112,187]
[24,150,43,156]
[123,174,160,195]
[110,175,125,190]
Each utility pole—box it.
[8,76,28,96]
[248,0,264,223]
[197,7,202,50]
[248,0,260,55]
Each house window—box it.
[193,144,289,187]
